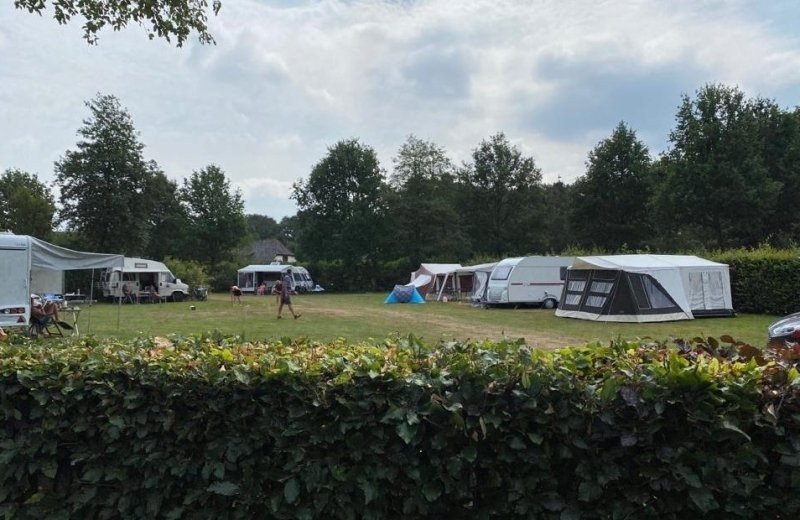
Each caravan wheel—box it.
[542,298,556,309]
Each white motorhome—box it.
[100,257,189,302]
[237,264,315,293]
[0,233,122,328]
[485,256,575,308]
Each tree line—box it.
[3,84,799,291]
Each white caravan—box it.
[485,256,575,308]
[237,264,315,293]
[100,257,189,302]
[0,233,122,328]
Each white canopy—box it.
[407,274,432,288]
[238,264,289,274]
[27,236,123,271]
[571,255,725,271]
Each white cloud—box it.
[2,0,800,219]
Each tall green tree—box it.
[570,122,652,250]
[540,179,576,253]
[180,164,246,266]
[0,168,56,239]
[458,133,544,256]
[386,135,469,264]
[143,168,190,260]
[14,0,221,45]
[246,214,281,240]
[55,94,157,254]
[653,84,781,248]
[292,139,388,265]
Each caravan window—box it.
[122,272,137,282]
[491,266,512,280]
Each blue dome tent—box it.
[384,284,425,304]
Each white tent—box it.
[410,263,462,301]
[556,255,734,322]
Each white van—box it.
[485,256,575,308]
[101,257,189,302]
[237,264,315,293]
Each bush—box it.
[0,335,798,518]
[709,247,800,315]
[163,256,209,293]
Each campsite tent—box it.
[384,285,425,304]
[455,262,498,304]
[410,263,462,300]
[556,255,734,322]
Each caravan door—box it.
[0,245,30,327]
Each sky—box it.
[2,0,800,220]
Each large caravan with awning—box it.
[555,255,734,322]
[485,256,575,308]
[0,233,123,328]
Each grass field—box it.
[56,292,776,348]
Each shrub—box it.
[0,335,798,518]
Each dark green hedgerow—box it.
[1,333,799,519]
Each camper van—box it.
[237,264,315,293]
[485,256,575,308]
[100,257,189,302]
[1,233,122,328]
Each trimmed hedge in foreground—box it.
[1,334,799,518]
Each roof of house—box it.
[251,239,294,263]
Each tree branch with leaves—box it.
[14,0,222,45]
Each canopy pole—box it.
[87,269,94,334]
[437,273,449,302]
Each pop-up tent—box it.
[556,255,734,322]
[384,284,425,304]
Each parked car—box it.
[767,312,800,345]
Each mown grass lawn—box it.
[60,292,776,348]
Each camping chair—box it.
[28,315,64,338]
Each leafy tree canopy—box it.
[180,164,246,266]
[0,168,56,239]
[55,93,157,254]
[292,139,388,264]
[14,0,221,45]
[459,133,544,255]
[570,122,652,250]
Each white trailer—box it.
[237,264,315,293]
[0,233,122,328]
[100,257,189,302]
[485,256,575,308]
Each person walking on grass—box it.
[277,268,301,319]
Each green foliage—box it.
[14,0,222,46]
[0,335,797,518]
[163,256,209,292]
[208,260,241,292]
[570,122,653,250]
[653,84,783,248]
[292,139,389,265]
[458,132,545,256]
[0,168,56,239]
[181,164,247,266]
[305,258,412,292]
[55,94,158,255]
[709,247,800,314]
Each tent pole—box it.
[87,269,94,334]
[437,273,449,301]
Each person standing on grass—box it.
[277,269,301,319]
